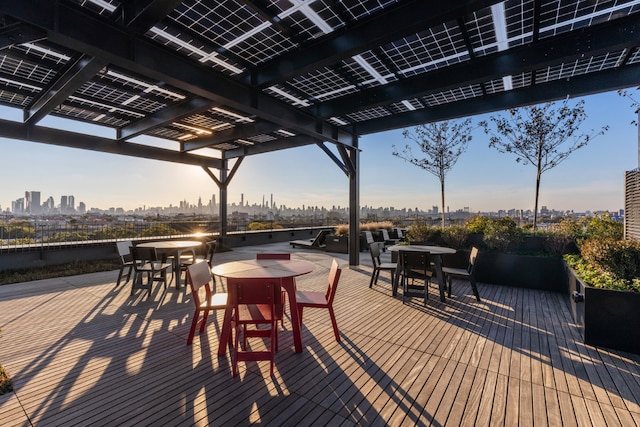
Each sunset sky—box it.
[0,90,636,214]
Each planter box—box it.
[567,267,640,354]
[473,252,567,292]
[325,234,349,253]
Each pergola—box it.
[0,0,639,265]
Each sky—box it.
[0,90,637,214]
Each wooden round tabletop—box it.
[211,259,314,279]
[387,244,456,255]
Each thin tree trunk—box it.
[440,177,446,229]
[533,145,543,230]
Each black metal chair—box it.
[398,250,433,305]
[442,247,481,301]
[368,242,396,289]
[115,240,134,287]
[130,246,172,298]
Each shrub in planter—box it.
[580,238,640,284]
[405,219,442,244]
[542,230,575,256]
[441,225,469,250]
[482,217,522,253]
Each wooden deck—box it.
[2,242,640,426]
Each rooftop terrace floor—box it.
[2,242,640,426]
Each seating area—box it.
[2,241,640,425]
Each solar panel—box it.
[0,0,635,156]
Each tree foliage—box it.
[393,119,473,228]
[479,99,608,229]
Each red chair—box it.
[232,278,280,377]
[256,253,290,326]
[295,258,342,342]
[186,260,228,345]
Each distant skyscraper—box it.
[61,195,68,212]
[69,195,75,212]
[12,198,24,213]
[25,191,41,214]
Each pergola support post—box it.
[348,135,360,266]
[219,160,228,241]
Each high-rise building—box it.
[61,195,68,212]
[12,198,24,213]
[25,191,41,214]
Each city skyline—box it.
[0,90,636,214]
[4,186,620,219]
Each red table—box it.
[211,258,314,355]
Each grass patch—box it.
[0,364,12,394]
[0,259,120,286]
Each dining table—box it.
[387,245,456,302]
[136,240,203,288]
[211,258,315,355]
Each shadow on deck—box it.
[1,242,640,426]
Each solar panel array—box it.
[0,0,638,160]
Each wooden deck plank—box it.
[2,244,640,426]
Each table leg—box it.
[392,261,401,296]
[217,277,235,356]
[282,277,302,353]
[433,255,446,302]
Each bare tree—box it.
[480,99,608,230]
[393,119,473,229]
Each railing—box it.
[0,219,330,252]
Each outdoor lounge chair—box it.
[442,247,481,301]
[289,229,331,249]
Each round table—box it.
[212,259,314,354]
[387,245,456,302]
[137,240,203,287]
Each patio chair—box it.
[296,258,342,342]
[289,229,331,249]
[363,230,377,251]
[368,242,396,288]
[399,250,433,305]
[181,240,218,292]
[442,247,481,301]
[130,246,172,298]
[232,279,280,377]
[186,260,229,345]
[380,229,400,247]
[256,253,290,326]
[115,240,134,287]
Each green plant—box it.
[564,254,640,292]
[332,221,393,236]
[441,225,468,250]
[464,215,491,234]
[405,219,442,244]
[480,99,608,230]
[580,238,640,282]
[482,217,522,252]
[247,221,283,231]
[542,230,575,256]
[0,259,120,286]
[0,329,12,395]
[0,364,11,395]
[584,212,623,241]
